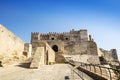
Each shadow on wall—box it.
[0,61,3,67]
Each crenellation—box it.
[32,32,39,34]
[89,35,92,41]
[31,29,89,42]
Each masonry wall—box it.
[63,54,100,64]
[31,30,99,55]
[45,42,55,63]
[0,24,25,65]
[23,43,32,58]
[31,41,55,66]
[31,30,101,64]
[87,41,98,55]
[100,49,119,62]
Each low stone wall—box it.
[63,54,100,64]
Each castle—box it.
[30,29,119,65]
[31,29,117,64]
[0,24,119,67]
[31,29,97,55]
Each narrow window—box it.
[66,38,68,40]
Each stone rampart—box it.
[0,24,25,66]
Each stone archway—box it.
[52,45,58,52]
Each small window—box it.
[65,38,68,40]
[51,38,54,40]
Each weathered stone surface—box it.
[23,43,32,58]
[30,41,55,68]
[0,24,25,66]
[63,54,100,64]
[30,47,44,68]
[45,42,55,64]
[98,48,119,65]
[88,41,98,55]
[55,53,66,63]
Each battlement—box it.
[39,32,70,35]
[31,32,40,35]
[31,29,88,42]
[32,29,87,35]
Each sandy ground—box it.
[0,63,82,80]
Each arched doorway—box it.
[52,45,58,52]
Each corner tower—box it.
[31,32,40,43]
[80,30,88,42]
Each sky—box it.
[0,0,120,61]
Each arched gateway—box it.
[52,45,58,52]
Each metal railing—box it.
[65,58,120,80]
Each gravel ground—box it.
[0,64,81,80]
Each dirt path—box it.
[0,64,81,80]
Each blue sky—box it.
[0,0,120,60]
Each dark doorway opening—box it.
[0,61,3,67]
[46,51,48,65]
[65,38,68,40]
[51,38,54,40]
[52,45,58,52]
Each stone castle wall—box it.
[31,29,98,56]
[100,48,119,62]
[31,29,99,64]
[31,30,86,54]
[31,29,119,65]
[0,24,25,66]
[63,54,100,64]
[31,29,88,42]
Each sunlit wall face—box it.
[0,0,120,61]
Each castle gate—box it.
[52,45,58,52]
